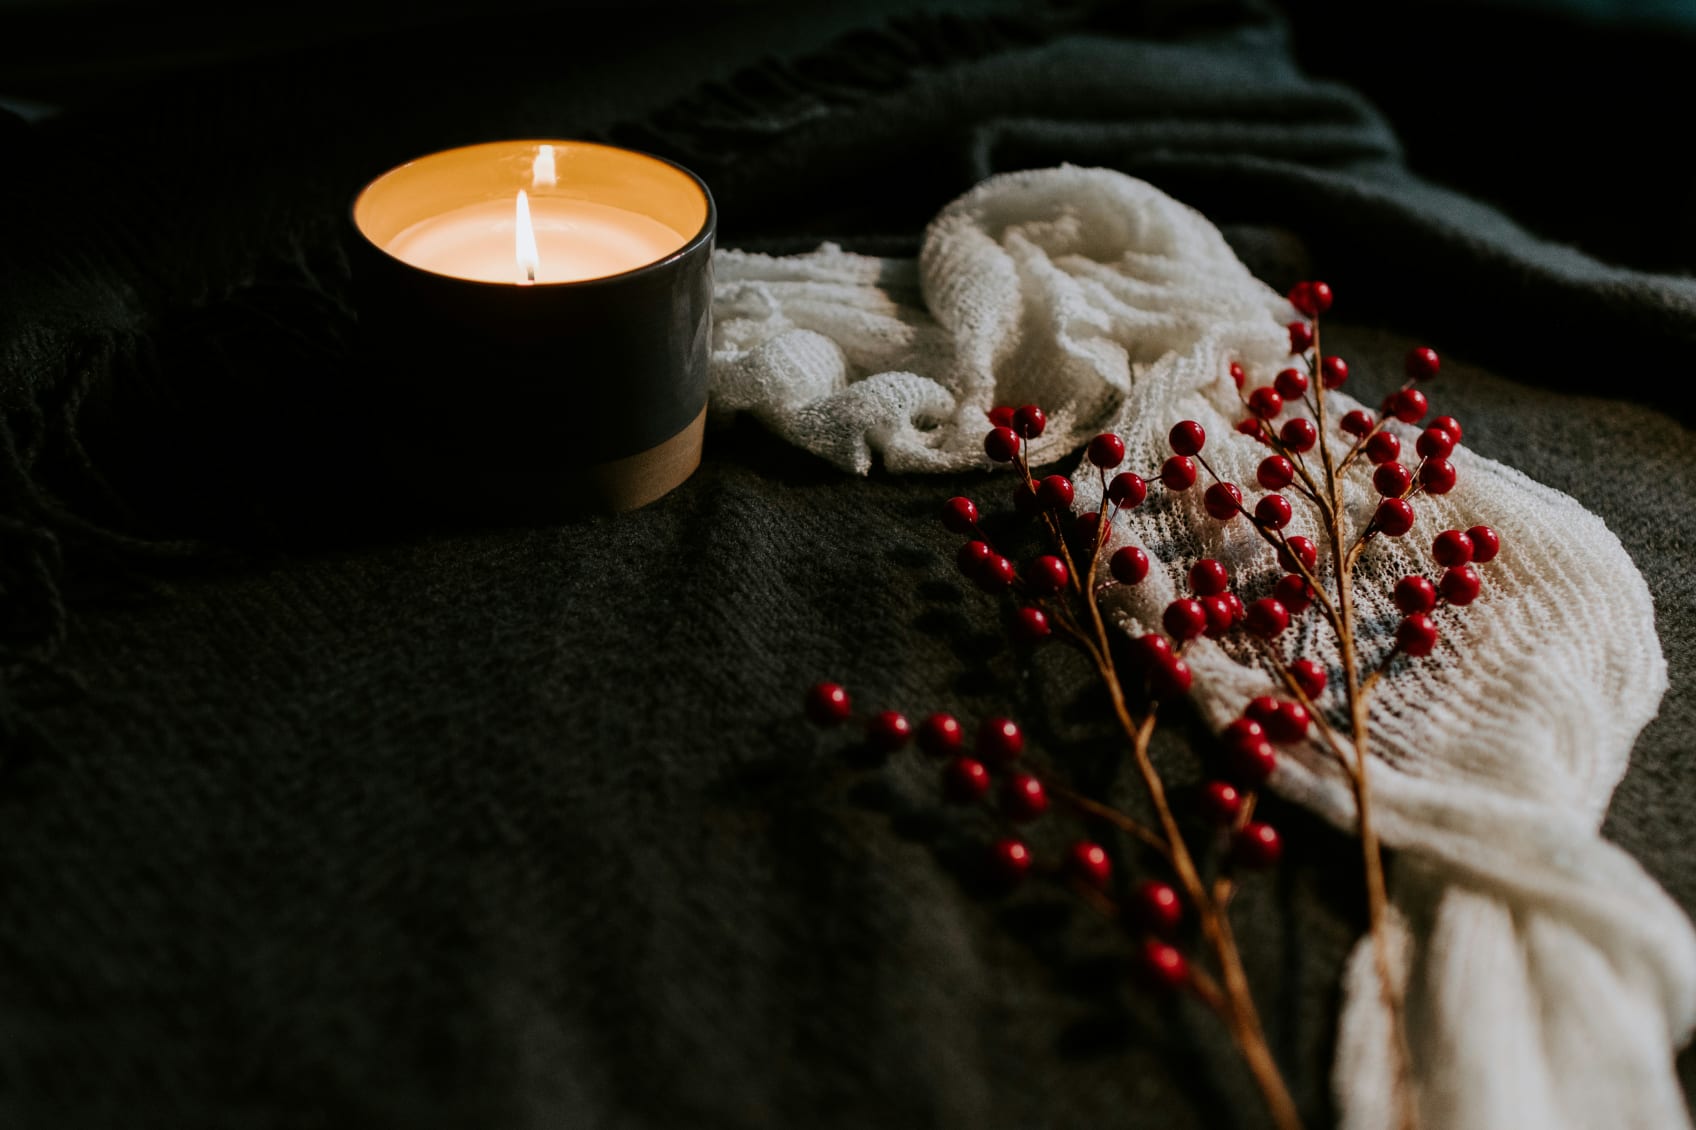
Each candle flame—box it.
[533,144,557,188]
[515,189,539,284]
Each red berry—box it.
[984,427,1020,462]
[1257,455,1295,490]
[1068,842,1113,890]
[1164,599,1209,641]
[988,838,1031,885]
[1245,598,1290,638]
[1406,346,1441,381]
[1341,410,1374,437]
[1374,499,1415,537]
[1110,545,1150,585]
[1072,511,1102,548]
[1275,368,1309,400]
[1150,656,1192,697]
[868,710,912,751]
[1419,459,1457,495]
[1229,361,1246,389]
[917,712,964,756]
[1139,939,1189,990]
[1432,529,1473,567]
[1107,472,1147,508]
[1002,773,1048,821]
[987,406,1016,428]
[1169,420,1206,456]
[1289,280,1333,317]
[1244,699,1304,744]
[1291,659,1327,699]
[1255,493,1293,529]
[1236,418,1265,439]
[978,717,1024,764]
[1233,822,1283,868]
[1134,879,1184,933]
[1373,462,1412,497]
[1416,427,1455,460]
[1440,565,1482,606]
[1386,388,1428,424]
[1279,417,1317,452]
[1200,780,1243,823]
[1321,355,1349,388]
[943,756,991,802]
[1274,573,1313,614]
[1248,387,1284,419]
[1222,593,1244,624]
[1225,736,1277,786]
[1037,474,1074,510]
[941,496,978,535]
[1396,613,1439,657]
[1289,321,1314,354]
[1013,404,1046,439]
[1467,525,1500,563]
[1279,536,1318,576]
[1244,696,1280,729]
[1365,431,1400,465]
[1161,456,1197,491]
[977,554,1017,592]
[1204,481,1243,521]
[1132,632,1173,669]
[1012,607,1051,646]
[1432,415,1464,443]
[1224,718,1267,751]
[1202,595,1236,637]
[805,682,852,725]
[957,540,991,577]
[1268,700,1309,744]
[1393,575,1437,615]
[1087,433,1126,469]
[1189,558,1230,596]
[1027,555,1069,595]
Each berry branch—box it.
[805,282,1498,1130]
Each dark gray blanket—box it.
[2,3,1693,1127]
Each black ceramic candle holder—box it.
[351,140,714,516]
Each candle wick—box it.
[526,265,536,283]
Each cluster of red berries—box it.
[1235,295,1466,547]
[1389,523,1500,656]
[812,279,1506,1001]
[804,681,1217,989]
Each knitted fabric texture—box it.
[710,165,1696,1130]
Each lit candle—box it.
[381,185,688,286]
[367,144,692,286]
[350,139,716,515]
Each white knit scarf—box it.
[709,166,1696,1130]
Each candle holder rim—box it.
[349,138,716,290]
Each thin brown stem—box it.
[1259,644,1360,783]
[1211,793,1258,910]
[1099,685,1302,1130]
[1335,414,1391,478]
[1310,316,1416,1130]
[1242,512,1345,635]
[1046,781,1172,861]
[1255,414,1332,521]
[1359,645,1402,698]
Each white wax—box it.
[385,196,686,285]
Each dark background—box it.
[2,2,1694,1128]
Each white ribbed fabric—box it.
[710,166,1696,1130]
